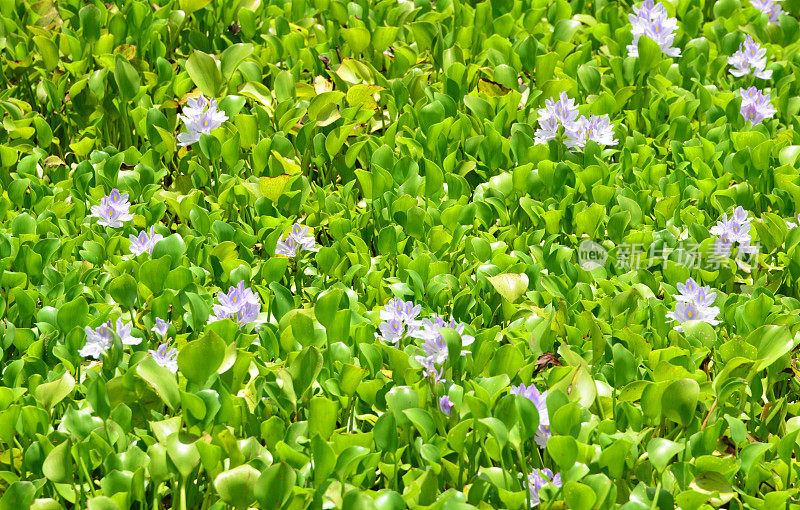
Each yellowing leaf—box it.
[296,83,316,98]
[259,174,291,201]
[270,151,301,175]
[346,84,383,110]
[487,273,529,303]
[477,79,511,96]
[335,58,372,84]
[313,76,333,94]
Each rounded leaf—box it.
[214,465,260,510]
[177,332,225,383]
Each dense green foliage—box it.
[2,0,800,508]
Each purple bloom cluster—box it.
[666,278,721,331]
[150,343,178,373]
[89,188,134,228]
[375,297,422,344]
[129,226,164,256]
[751,0,784,23]
[729,36,772,79]
[739,87,776,125]
[534,92,617,151]
[177,94,228,146]
[564,115,618,150]
[528,468,562,507]
[412,314,474,383]
[511,383,551,448]
[275,223,319,257]
[208,281,264,328]
[627,0,681,58]
[79,313,177,373]
[79,318,140,359]
[710,206,758,258]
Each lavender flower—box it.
[129,226,164,256]
[533,114,559,145]
[511,383,551,448]
[79,322,114,359]
[216,281,260,315]
[710,209,755,254]
[116,318,140,346]
[439,395,454,416]
[675,279,717,310]
[275,222,319,257]
[151,318,170,338]
[375,298,423,344]
[380,297,422,325]
[89,189,134,228]
[751,0,784,23]
[564,115,619,150]
[786,213,800,229]
[275,235,298,257]
[417,330,449,365]
[675,277,701,301]
[528,468,562,507]
[411,315,475,356]
[416,355,443,383]
[236,301,262,327]
[666,278,721,331]
[739,87,776,125]
[105,188,129,209]
[729,35,772,79]
[208,282,264,328]
[539,92,579,126]
[376,319,406,344]
[150,343,178,373]
[289,223,318,251]
[732,206,754,225]
[666,301,721,331]
[627,1,681,58]
[534,93,579,146]
[177,94,228,146]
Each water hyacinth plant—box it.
[439,395,454,416]
[208,281,264,328]
[89,188,134,228]
[534,92,618,150]
[528,468,563,507]
[534,92,578,145]
[115,318,140,346]
[511,383,551,448]
[729,35,772,79]
[710,206,758,257]
[411,314,474,381]
[564,114,618,149]
[128,226,164,256]
[151,317,170,338]
[275,222,319,257]
[751,0,785,23]
[627,0,681,58]
[666,278,721,331]
[5,0,800,507]
[150,343,179,373]
[375,297,421,343]
[177,94,229,146]
[79,322,114,359]
[739,87,776,125]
